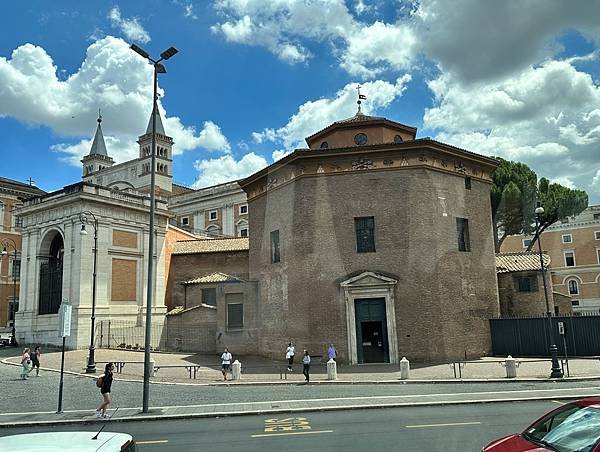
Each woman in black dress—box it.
[95,362,114,418]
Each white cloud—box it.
[108,6,151,44]
[211,0,418,75]
[193,153,268,188]
[0,36,230,166]
[424,59,600,200]
[272,149,293,161]
[253,75,411,148]
[184,3,198,19]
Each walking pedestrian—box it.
[20,347,31,380]
[29,346,41,376]
[221,347,232,381]
[327,343,337,361]
[286,342,295,372]
[302,350,311,383]
[95,362,114,419]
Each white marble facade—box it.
[15,184,169,348]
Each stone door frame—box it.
[341,271,399,365]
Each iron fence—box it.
[490,313,600,357]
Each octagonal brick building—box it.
[239,111,500,363]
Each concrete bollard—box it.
[327,359,337,380]
[232,360,242,380]
[148,358,156,377]
[400,356,410,380]
[505,355,517,378]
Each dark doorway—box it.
[39,232,64,315]
[360,320,385,363]
[355,298,389,363]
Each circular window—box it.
[320,141,329,149]
[354,133,368,145]
[394,134,403,143]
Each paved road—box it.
[0,400,561,451]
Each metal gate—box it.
[490,314,600,357]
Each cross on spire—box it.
[26,177,35,186]
[356,85,367,114]
[97,108,102,124]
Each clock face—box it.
[354,133,368,145]
[394,134,403,143]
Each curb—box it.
[1,393,599,428]
[4,358,600,386]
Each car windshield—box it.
[523,404,600,452]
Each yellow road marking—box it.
[406,421,482,428]
[137,439,169,444]
[252,430,334,438]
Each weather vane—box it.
[98,108,102,124]
[356,85,367,113]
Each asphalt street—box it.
[0,400,562,451]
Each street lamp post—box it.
[80,211,99,373]
[534,205,563,379]
[1,238,18,346]
[130,43,178,413]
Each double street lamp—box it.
[1,238,18,346]
[130,43,178,413]
[80,211,99,373]
[534,205,563,379]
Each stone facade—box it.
[14,183,169,348]
[501,205,600,313]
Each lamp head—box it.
[535,206,544,215]
[130,43,149,59]
[80,224,88,236]
[156,63,167,74]
[160,47,178,60]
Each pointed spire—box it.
[146,106,166,135]
[88,109,108,156]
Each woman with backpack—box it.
[95,362,114,418]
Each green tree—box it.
[526,178,589,251]
[491,158,537,252]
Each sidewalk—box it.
[4,348,600,384]
[2,385,600,428]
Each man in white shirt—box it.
[286,342,295,372]
[221,347,232,381]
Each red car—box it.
[483,397,600,451]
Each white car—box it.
[0,431,136,451]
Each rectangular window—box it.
[227,303,243,330]
[181,216,189,226]
[594,213,600,220]
[201,288,217,306]
[595,231,600,240]
[456,218,471,252]
[522,239,532,248]
[514,275,538,292]
[597,248,600,265]
[571,300,580,307]
[564,251,575,267]
[240,228,248,238]
[239,204,248,215]
[8,299,18,322]
[209,210,218,221]
[355,216,375,253]
[464,177,471,190]
[270,230,280,263]
[561,234,572,243]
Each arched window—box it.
[568,280,579,295]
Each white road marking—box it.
[252,430,334,438]
[137,439,169,444]
[551,400,566,405]
[406,421,482,428]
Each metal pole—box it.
[11,246,18,346]
[57,335,66,413]
[83,214,98,373]
[142,62,159,413]
[535,213,563,378]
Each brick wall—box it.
[249,166,499,362]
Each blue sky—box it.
[1,1,600,203]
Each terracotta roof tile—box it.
[496,252,550,274]
[183,272,244,285]
[172,237,249,255]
